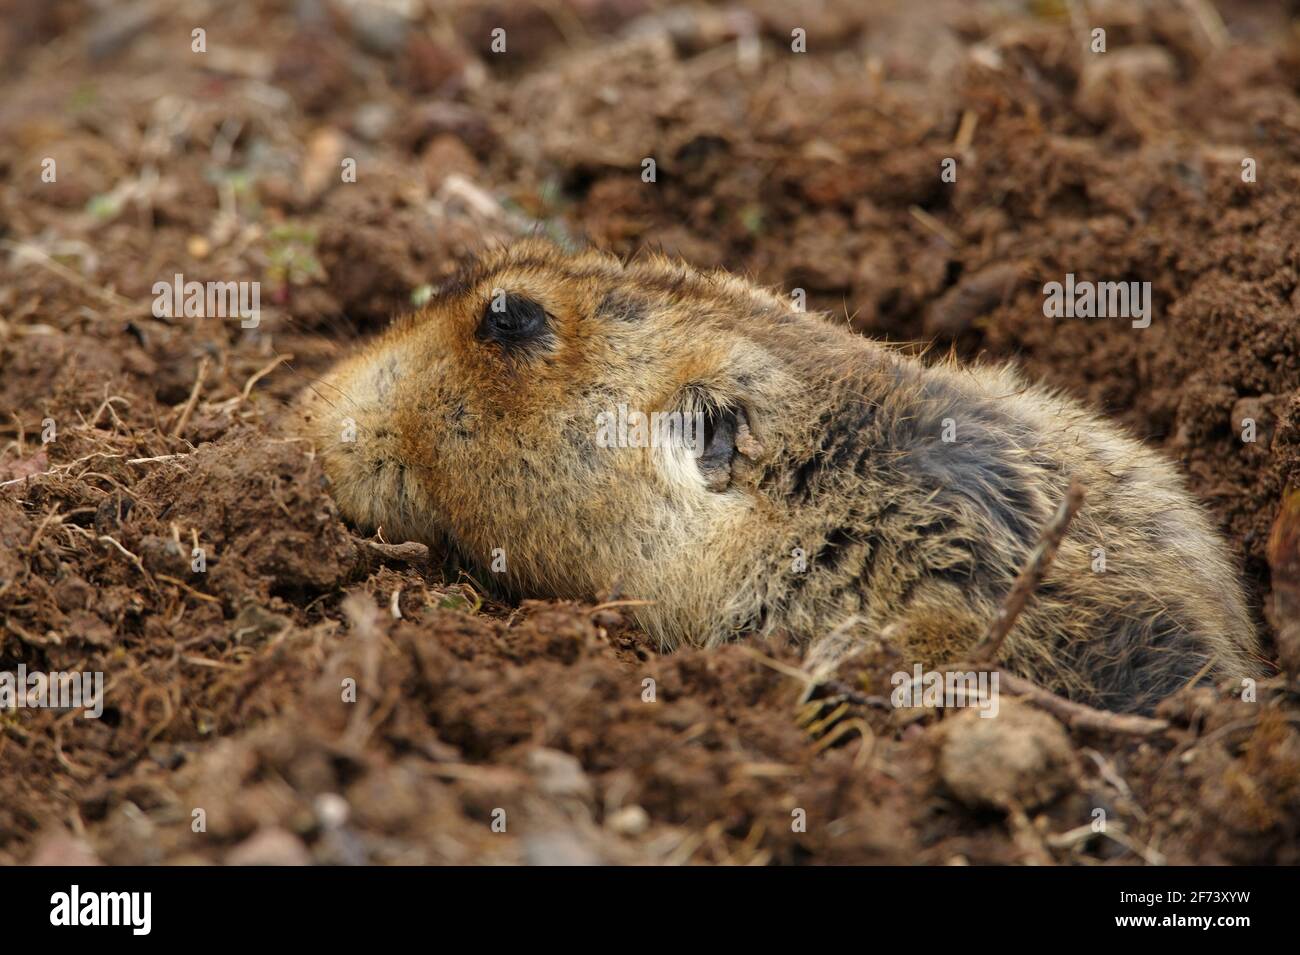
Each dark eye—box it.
[698,405,738,474]
[476,293,549,346]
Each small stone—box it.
[607,805,650,836]
[225,828,311,866]
[30,832,102,866]
[314,792,350,830]
[523,831,601,866]
[347,3,409,55]
[937,698,1078,810]
[352,103,395,143]
[526,748,594,802]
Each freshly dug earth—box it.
[2,0,1299,865]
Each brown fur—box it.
[298,239,1260,713]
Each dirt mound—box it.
[1,0,1298,864]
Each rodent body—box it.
[299,240,1260,714]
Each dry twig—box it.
[973,477,1086,663]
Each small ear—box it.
[697,404,763,492]
[734,411,764,460]
[697,405,737,491]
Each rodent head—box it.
[299,239,841,645]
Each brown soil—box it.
[2,0,1298,865]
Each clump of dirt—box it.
[2,0,1298,865]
